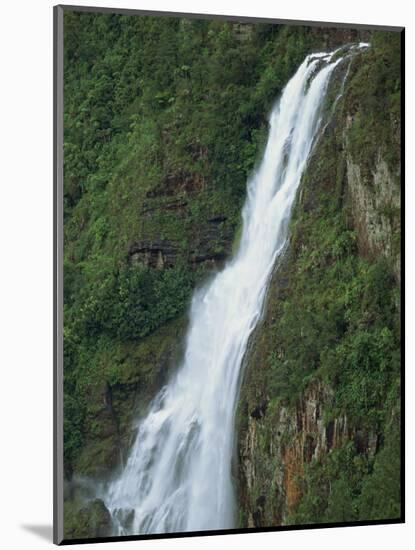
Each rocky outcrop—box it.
[240,384,331,525]
[346,150,401,281]
[129,239,178,269]
[128,217,232,271]
[64,498,112,539]
[238,381,380,526]
[189,217,232,267]
[236,39,401,527]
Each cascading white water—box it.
[103,46,364,536]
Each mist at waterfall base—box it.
[99,44,368,536]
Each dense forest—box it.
[62,10,401,538]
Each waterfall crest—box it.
[103,46,363,535]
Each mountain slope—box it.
[236,32,401,527]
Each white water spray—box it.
[103,46,361,535]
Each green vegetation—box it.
[63,9,401,536]
[346,32,401,171]
[63,12,324,477]
[289,412,400,524]
[236,30,401,527]
[266,217,399,429]
[64,498,112,539]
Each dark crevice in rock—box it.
[129,239,178,269]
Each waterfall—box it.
[103,45,364,536]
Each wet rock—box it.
[112,507,135,531]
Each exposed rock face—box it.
[236,42,401,527]
[346,152,401,281]
[189,217,232,267]
[63,20,400,538]
[128,218,232,270]
[129,239,178,269]
[239,382,351,525]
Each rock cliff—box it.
[236,34,401,527]
[62,12,401,536]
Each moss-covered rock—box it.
[64,498,112,539]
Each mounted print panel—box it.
[54,4,404,545]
